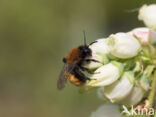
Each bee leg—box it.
[74,69,91,81]
[79,72,91,81]
[89,41,97,46]
[78,60,96,74]
[85,59,103,64]
[79,66,94,74]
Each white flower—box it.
[89,38,111,55]
[104,72,134,103]
[128,27,156,45]
[109,33,141,59]
[90,103,121,117]
[128,27,150,44]
[84,52,104,70]
[120,86,145,106]
[87,61,123,87]
[138,4,156,30]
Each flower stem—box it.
[148,70,156,108]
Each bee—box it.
[57,31,100,90]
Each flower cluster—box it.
[85,30,154,106]
[81,4,156,117]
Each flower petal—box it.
[109,33,141,59]
[120,86,145,106]
[87,62,123,87]
[104,72,134,103]
[128,27,150,44]
[89,38,111,55]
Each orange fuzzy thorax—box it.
[67,48,82,63]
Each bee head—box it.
[78,45,92,57]
[78,30,92,57]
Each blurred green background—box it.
[0,0,155,117]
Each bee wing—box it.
[57,64,68,90]
[57,63,76,90]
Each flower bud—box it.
[120,86,145,106]
[104,71,134,103]
[109,33,141,59]
[87,61,123,87]
[128,27,150,45]
[89,38,111,55]
[90,103,121,117]
[138,4,156,30]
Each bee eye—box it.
[85,50,88,53]
[84,48,92,56]
[84,49,89,54]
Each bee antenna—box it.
[83,30,87,46]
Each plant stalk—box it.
[148,70,156,108]
[148,70,156,117]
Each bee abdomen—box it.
[68,74,85,86]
